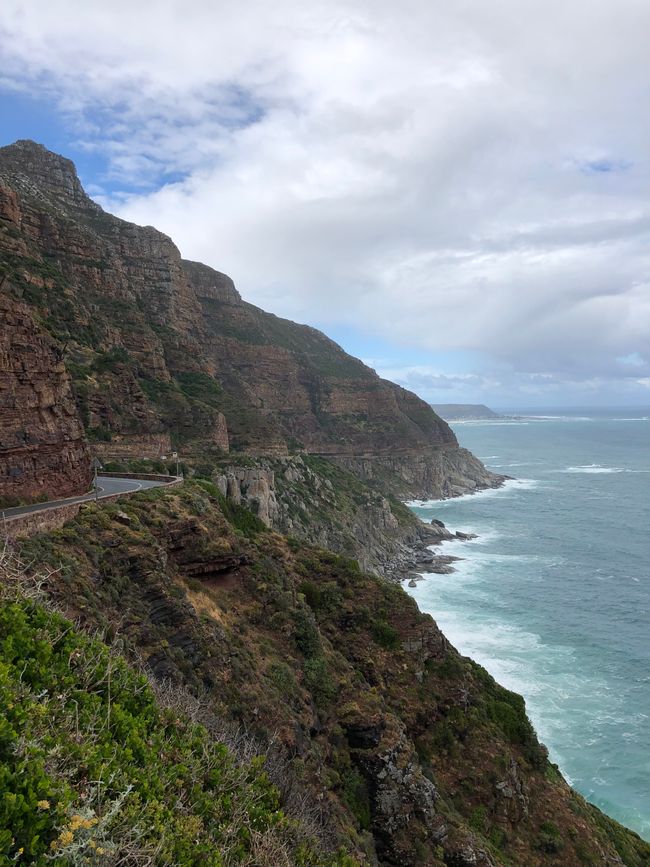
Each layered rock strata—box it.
[0,291,92,503]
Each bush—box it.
[371,619,400,650]
[537,821,563,853]
[87,424,113,442]
[293,608,321,657]
[303,656,338,707]
[340,768,371,831]
[299,580,324,610]
[92,346,130,372]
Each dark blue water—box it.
[406,409,650,838]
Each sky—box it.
[1,0,650,408]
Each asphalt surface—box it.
[2,476,172,520]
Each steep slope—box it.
[0,139,497,499]
[0,290,91,505]
[0,554,353,866]
[18,483,650,867]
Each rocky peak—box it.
[182,259,242,305]
[0,139,98,213]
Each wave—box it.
[454,420,531,426]
[489,460,545,468]
[406,477,540,509]
[525,415,592,421]
[561,464,624,474]
[405,565,623,791]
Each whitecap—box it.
[561,464,624,474]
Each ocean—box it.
[405,408,650,839]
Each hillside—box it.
[7,483,649,866]
[0,139,496,502]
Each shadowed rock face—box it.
[0,292,92,503]
[0,139,498,497]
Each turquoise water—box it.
[406,409,650,838]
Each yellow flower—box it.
[16,848,24,856]
[36,800,50,810]
[58,830,74,846]
[70,813,98,831]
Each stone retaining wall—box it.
[100,472,181,483]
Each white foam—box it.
[561,464,624,474]
[406,477,540,509]
[407,576,618,774]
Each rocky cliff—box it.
[0,139,498,500]
[0,290,91,505]
[211,455,439,578]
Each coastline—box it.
[400,453,650,842]
[390,472,510,583]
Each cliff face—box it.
[0,139,496,499]
[0,291,91,505]
[211,455,435,578]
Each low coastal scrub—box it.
[0,553,355,866]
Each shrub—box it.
[537,821,563,853]
[293,608,321,657]
[340,768,371,831]
[303,656,338,707]
[371,619,400,650]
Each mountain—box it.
[431,404,503,421]
[0,139,496,502]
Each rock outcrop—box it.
[212,454,451,578]
[0,291,91,504]
[0,139,499,499]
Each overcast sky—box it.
[2,0,650,407]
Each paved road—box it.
[2,476,173,520]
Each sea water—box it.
[406,408,650,838]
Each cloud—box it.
[2,0,650,401]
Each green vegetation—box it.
[9,482,650,866]
[86,424,113,442]
[536,820,563,854]
[339,768,371,831]
[194,479,267,538]
[176,371,223,406]
[92,347,131,373]
[0,569,355,866]
[370,618,400,650]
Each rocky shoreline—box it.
[395,517,476,584]
[389,474,509,583]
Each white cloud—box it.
[2,0,650,400]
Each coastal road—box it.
[2,475,174,520]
